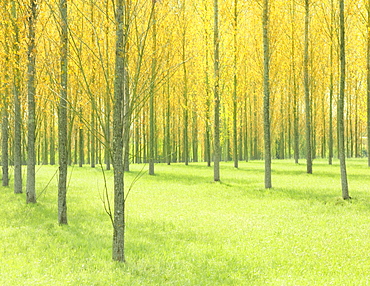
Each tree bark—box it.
[192,110,198,162]
[90,109,95,168]
[11,0,22,194]
[291,0,299,164]
[304,0,313,174]
[2,10,10,187]
[149,1,156,175]
[339,0,349,199]
[58,0,68,224]
[263,0,272,188]
[26,0,37,203]
[213,0,221,181]
[112,0,126,262]
[233,0,238,168]
[329,0,334,165]
[50,111,56,165]
[79,126,84,167]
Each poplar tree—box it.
[112,0,126,262]
[11,0,22,194]
[213,0,221,182]
[58,0,68,224]
[26,0,37,204]
[339,0,349,199]
[304,0,312,174]
[263,0,272,188]
[232,0,238,169]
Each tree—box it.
[263,0,272,188]
[1,1,10,187]
[304,0,313,174]
[290,0,299,164]
[232,0,239,168]
[58,0,68,224]
[328,0,335,165]
[213,0,221,182]
[26,0,37,204]
[338,0,349,199]
[112,0,126,262]
[11,0,22,194]
[149,0,156,175]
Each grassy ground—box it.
[1,159,370,285]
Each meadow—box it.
[1,159,370,285]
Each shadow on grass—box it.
[126,218,257,284]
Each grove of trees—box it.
[0,0,368,261]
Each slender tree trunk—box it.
[123,67,131,172]
[58,0,68,224]
[304,0,313,174]
[79,126,84,167]
[165,58,171,165]
[43,116,48,165]
[149,1,156,175]
[105,2,111,171]
[2,13,10,187]
[192,110,198,162]
[112,0,125,262]
[244,97,249,162]
[91,109,96,168]
[291,0,299,164]
[205,29,211,167]
[105,102,111,170]
[329,0,334,165]
[263,0,272,188]
[182,15,189,165]
[50,112,56,165]
[2,100,9,187]
[12,0,22,194]
[339,0,349,199]
[26,0,37,203]
[233,0,238,168]
[213,0,221,181]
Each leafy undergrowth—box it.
[1,159,370,285]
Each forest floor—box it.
[1,159,370,285]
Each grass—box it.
[1,159,370,285]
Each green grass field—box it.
[1,159,370,285]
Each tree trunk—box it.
[339,0,349,199]
[263,0,272,188]
[11,0,22,194]
[149,2,156,175]
[79,126,84,167]
[329,0,334,165]
[26,0,37,203]
[112,0,126,262]
[291,0,299,164]
[192,110,198,162]
[42,116,48,165]
[50,112,56,165]
[166,73,171,165]
[58,0,68,224]
[213,0,221,181]
[2,13,10,187]
[182,32,189,166]
[123,67,131,172]
[304,0,313,174]
[233,0,238,168]
[2,99,9,187]
[91,109,95,168]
